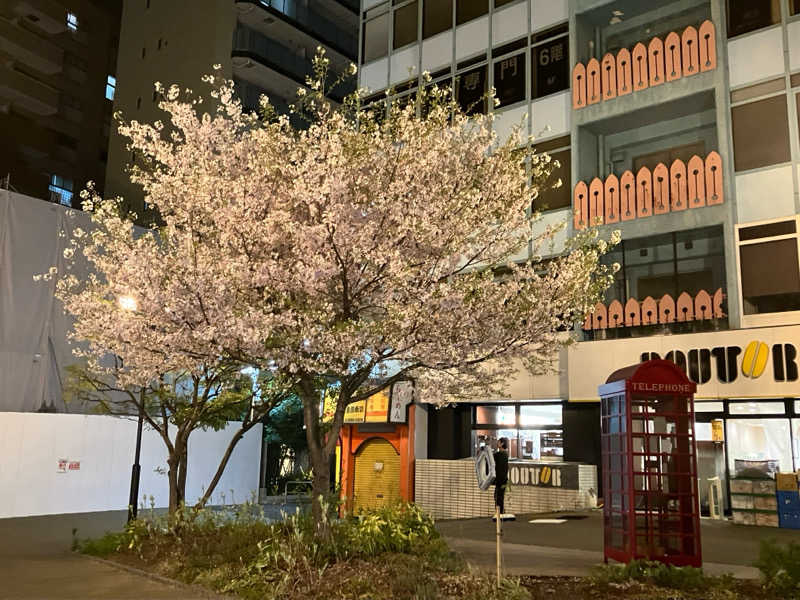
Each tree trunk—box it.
[167,438,188,514]
[167,454,181,514]
[310,453,331,528]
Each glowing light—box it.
[118,295,138,312]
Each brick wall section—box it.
[415,459,598,520]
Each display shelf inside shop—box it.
[730,477,778,527]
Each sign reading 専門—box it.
[507,462,580,490]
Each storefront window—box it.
[476,405,515,425]
[793,419,800,469]
[393,1,418,49]
[727,418,793,475]
[695,401,724,412]
[729,401,786,415]
[472,403,563,460]
[493,51,526,108]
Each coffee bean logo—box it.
[540,466,552,485]
[741,341,769,378]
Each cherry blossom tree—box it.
[57,53,616,527]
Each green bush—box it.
[590,559,731,592]
[755,539,800,598]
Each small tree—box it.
[59,54,616,528]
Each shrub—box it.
[755,539,800,598]
[590,559,731,592]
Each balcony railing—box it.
[255,0,357,60]
[583,288,725,330]
[572,151,723,230]
[572,20,716,110]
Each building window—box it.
[532,135,571,212]
[393,1,418,49]
[423,0,452,39]
[49,175,74,207]
[494,0,518,7]
[531,24,569,99]
[66,12,78,32]
[792,0,800,15]
[493,51,525,108]
[455,63,487,114]
[737,217,800,316]
[146,0,150,8]
[456,0,488,24]
[362,5,389,63]
[731,95,791,171]
[473,403,564,460]
[105,75,116,101]
[727,0,781,37]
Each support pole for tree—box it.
[127,411,144,522]
[495,504,502,586]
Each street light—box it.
[119,295,143,523]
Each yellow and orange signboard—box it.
[365,390,390,423]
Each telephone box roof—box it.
[599,359,697,396]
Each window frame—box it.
[530,23,570,101]
[105,75,116,101]
[735,215,800,327]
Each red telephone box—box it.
[599,360,702,567]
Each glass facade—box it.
[472,403,563,460]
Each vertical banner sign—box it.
[711,419,724,442]
[390,381,414,423]
[322,389,337,424]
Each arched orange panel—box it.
[573,181,588,230]
[664,32,682,81]
[572,63,586,109]
[694,289,713,320]
[705,151,723,205]
[682,26,700,76]
[687,155,706,208]
[604,174,620,223]
[653,163,670,214]
[676,291,694,322]
[713,288,725,318]
[670,159,688,211]
[641,296,658,325]
[699,20,717,72]
[589,177,604,225]
[616,48,633,96]
[636,166,653,218]
[601,53,617,100]
[632,43,648,91]
[586,58,601,105]
[593,301,608,329]
[658,294,676,324]
[608,300,624,328]
[620,170,636,221]
[648,37,665,87]
[583,312,592,330]
[624,297,641,327]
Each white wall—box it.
[0,412,262,518]
[727,26,784,89]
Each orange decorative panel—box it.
[676,292,694,322]
[624,298,641,327]
[635,166,653,218]
[652,163,670,214]
[658,294,676,324]
[586,58,601,105]
[664,32,682,81]
[608,300,624,328]
[648,37,665,87]
[601,53,617,100]
[620,170,636,221]
[617,48,633,96]
[670,159,687,211]
[604,174,620,223]
[589,177,604,225]
[681,26,700,76]
[641,296,658,325]
[705,151,723,205]
[572,63,586,109]
[583,312,592,330]
[713,288,725,318]
[699,20,716,72]
[632,43,648,91]
[687,155,706,208]
[574,181,588,230]
[593,302,608,329]
[694,289,713,320]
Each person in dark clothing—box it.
[493,437,509,515]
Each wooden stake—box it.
[495,504,502,586]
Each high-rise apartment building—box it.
[345,0,800,522]
[0,0,121,205]
[105,0,359,211]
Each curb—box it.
[79,553,237,599]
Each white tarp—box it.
[0,190,92,412]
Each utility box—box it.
[599,360,702,567]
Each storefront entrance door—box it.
[353,438,400,513]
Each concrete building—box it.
[346,0,800,523]
[0,0,121,205]
[105,0,359,214]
